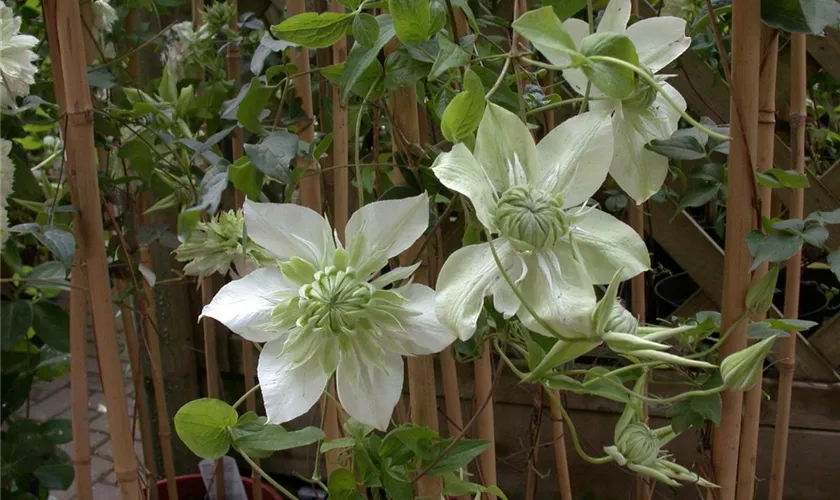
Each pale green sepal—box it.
[603,331,669,353]
[638,324,693,342]
[629,349,716,369]
[371,263,421,289]
[474,103,540,193]
[628,463,681,487]
[720,335,776,391]
[522,339,600,382]
[592,268,624,334]
[745,265,780,315]
[279,256,318,286]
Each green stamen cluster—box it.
[495,185,567,250]
[615,422,661,466]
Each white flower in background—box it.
[1,139,15,250]
[605,377,718,487]
[432,103,649,341]
[92,0,118,35]
[0,2,39,109]
[174,210,276,280]
[161,21,209,80]
[202,194,455,430]
[557,0,691,203]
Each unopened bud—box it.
[720,336,776,391]
[745,266,779,315]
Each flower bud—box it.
[616,422,661,466]
[745,266,779,315]
[720,336,776,391]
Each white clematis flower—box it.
[202,194,455,430]
[92,0,119,35]
[556,0,691,203]
[432,103,649,341]
[0,2,39,109]
[1,138,14,250]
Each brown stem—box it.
[704,0,732,84]
[709,1,762,498]
[47,1,141,497]
[768,32,807,500]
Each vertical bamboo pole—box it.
[767,32,807,500]
[287,0,322,211]
[549,391,573,500]
[192,0,204,26]
[736,25,779,500]
[47,2,141,498]
[710,1,761,498]
[524,388,543,500]
[140,247,179,500]
[70,256,94,500]
[115,280,158,494]
[201,280,226,500]
[474,347,496,496]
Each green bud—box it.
[616,422,661,466]
[745,266,780,315]
[495,185,567,251]
[603,304,639,336]
[622,67,658,113]
[720,336,776,391]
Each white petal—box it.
[371,262,421,289]
[390,284,456,355]
[517,250,596,338]
[474,103,540,191]
[431,143,498,230]
[345,193,429,274]
[244,200,335,266]
[201,267,296,343]
[560,20,593,96]
[259,338,330,424]
[536,110,614,207]
[597,0,631,33]
[337,350,404,431]
[435,239,524,341]
[625,17,691,73]
[559,208,650,284]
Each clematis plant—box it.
[201,194,455,430]
[0,2,38,110]
[433,102,649,341]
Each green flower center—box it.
[297,266,375,335]
[495,185,567,250]
[617,422,661,466]
[622,67,658,112]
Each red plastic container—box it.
[154,474,284,500]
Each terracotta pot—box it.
[155,474,284,500]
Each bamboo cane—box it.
[474,346,496,497]
[140,247,179,500]
[192,0,204,26]
[549,390,573,500]
[70,256,94,500]
[115,280,158,494]
[201,278,226,500]
[524,387,543,500]
[767,32,807,500]
[709,1,761,498]
[736,25,779,500]
[47,2,141,498]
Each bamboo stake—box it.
[474,347,496,497]
[70,256,94,500]
[709,1,761,498]
[115,280,158,495]
[201,279,226,500]
[549,391,573,500]
[140,248,179,500]
[524,388,543,500]
[439,348,464,437]
[767,32,807,500]
[47,2,141,498]
[287,0,322,211]
[192,0,204,26]
[736,25,779,500]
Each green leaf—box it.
[1,300,33,349]
[761,0,840,34]
[512,7,579,66]
[801,223,829,247]
[745,230,804,271]
[381,425,440,461]
[442,473,509,499]
[667,400,706,433]
[756,168,810,189]
[33,454,74,490]
[806,208,840,225]
[677,181,720,210]
[426,439,490,475]
[647,135,707,160]
[271,12,354,49]
[579,32,639,99]
[118,139,156,180]
[328,468,358,499]
[384,49,432,89]
[429,0,448,36]
[440,69,485,143]
[177,209,203,238]
[238,78,275,134]
[544,0,587,20]
[690,393,722,425]
[41,419,73,444]
[174,398,238,459]
[31,301,70,352]
[353,13,380,48]
[389,0,432,44]
[244,130,297,182]
[159,65,178,103]
[828,249,840,281]
[340,14,396,104]
[382,474,413,500]
[747,321,789,339]
[9,224,76,271]
[232,425,324,452]
[580,366,630,403]
[320,437,355,453]
[429,35,471,80]
[765,318,818,331]
[228,159,264,200]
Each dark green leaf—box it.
[747,321,789,339]
[232,425,324,452]
[31,301,70,352]
[545,0,587,20]
[389,0,432,44]
[271,12,355,49]
[244,130,297,183]
[689,393,722,425]
[328,468,358,499]
[755,168,810,189]
[384,49,431,90]
[228,159,264,200]
[174,398,238,459]
[805,208,840,225]
[668,400,706,433]
[745,230,803,271]
[353,13,380,48]
[512,7,580,65]
[440,69,485,143]
[382,474,413,500]
[1,300,33,349]
[647,135,707,160]
[426,439,490,475]
[237,78,275,134]
[429,35,470,79]
[579,32,639,99]
[33,453,74,490]
[828,249,840,281]
[765,318,818,331]
[801,223,829,247]
[678,181,719,210]
[761,0,840,34]
[251,34,296,75]
[340,15,396,105]
[10,224,76,271]
[41,419,73,444]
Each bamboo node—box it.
[758,109,776,124]
[115,469,139,482]
[65,109,94,125]
[776,359,796,373]
[789,112,807,126]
